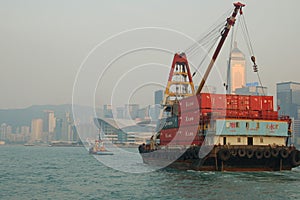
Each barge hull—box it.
[140,145,300,171]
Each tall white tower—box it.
[229,42,246,94]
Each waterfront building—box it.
[94,118,154,144]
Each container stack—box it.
[178,93,277,120]
[159,93,278,146]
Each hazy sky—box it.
[1,0,300,109]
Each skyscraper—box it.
[54,118,63,140]
[62,112,73,141]
[0,123,9,141]
[31,119,43,141]
[229,42,246,94]
[277,82,300,119]
[43,110,56,133]
[277,81,300,147]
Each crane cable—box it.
[185,8,232,56]
[186,20,225,58]
[240,14,265,95]
[192,35,220,77]
[185,9,232,78]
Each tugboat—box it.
[138,2,300,171]
[89,134,113,155]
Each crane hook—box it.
[251,56,258,72]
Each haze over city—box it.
[2,2,300,199]
[1,0,299,109]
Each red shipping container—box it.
[226,110,238,118]
[177,125,199,138]
[238,95,250,110]
[179,95,200,113]
[262,96,274,111]
[249,111,259,118]
[249,96,262,111]
[178,93,213,114]
[209,94,226,109]
[199,93,212,109]
[179,110,200,127]
[160,128,177,145]
[238,110,249,117]
[202,109,224,118]
[160,126,200,146]
[226,95,239,110]
[273,111,278,119]
[177,125,201,146]
[261,111,278,120]
[261,111,270,119]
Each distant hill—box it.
[0,104,72,128]
[0,104,103,129]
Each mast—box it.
[196,2,245,95]
[160,52,195,118]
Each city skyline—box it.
[0,109,79,144]
[2,80,300,146]
[1,1,300,109]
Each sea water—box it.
[0,145,300,200]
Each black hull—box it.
[139,145,300,171]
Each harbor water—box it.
[1,145,300,200]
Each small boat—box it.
[89,139,113,155]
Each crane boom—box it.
[196,2,245,95]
